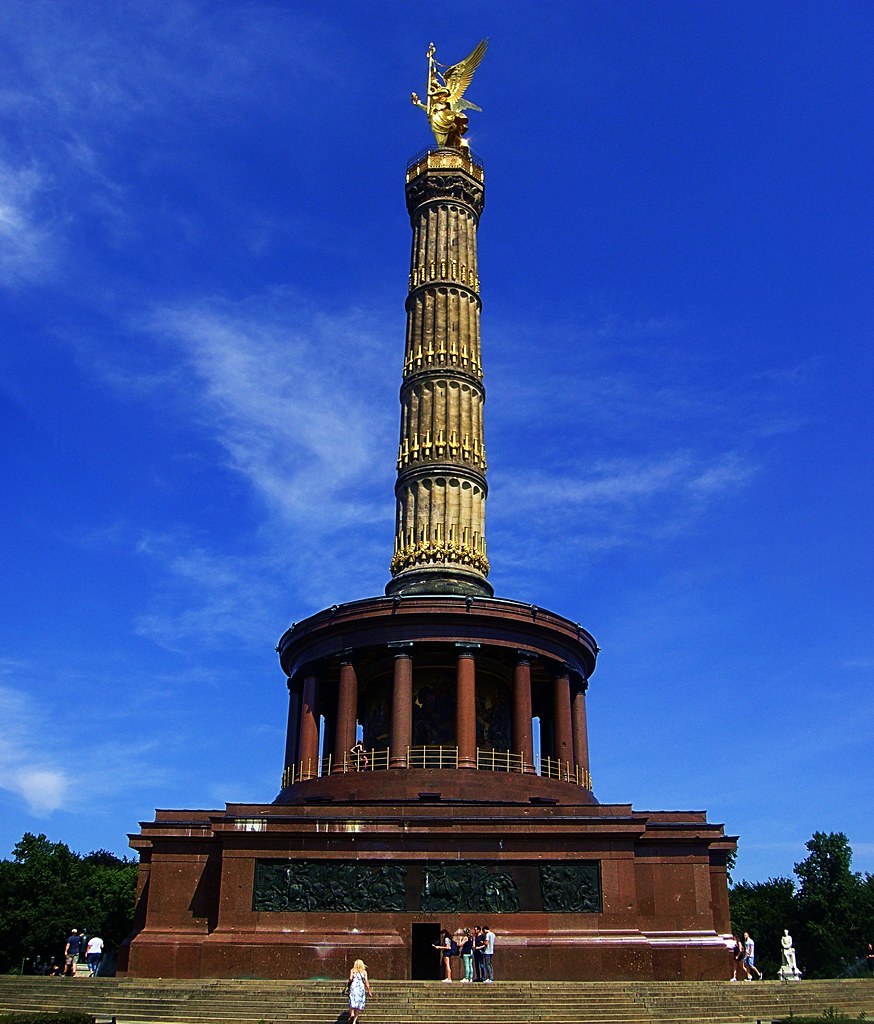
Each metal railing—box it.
[476,748,524,773]
[407,745,458,769]
[405,145,485,181]
[538,756,593,790]
[282,746,591,791]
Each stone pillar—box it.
[456,649,477,769]
[552,668,574,773]
[390,649,413,768]
[283,677,301,775]
[571,678,591,788]
[512,655,535,773]
[298,672,320,778]
[386,148,492,599]
[333,660,358,771]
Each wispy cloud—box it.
[842,657,874,670]
[132,535,283,652]
[0,664,71,814]
[491,442,759,581]
[0,3,341,288]
[97,294,401,645]
[0,160,55,285]
[484,310,806,587]
[0,657,196,823]
[1,3,331,129]
[145,298,395,529]
[489,311,811,446]
[499,451,755,512]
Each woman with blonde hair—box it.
[347,958,373,1023]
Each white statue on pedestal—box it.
[779,929,801,980]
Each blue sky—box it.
[1,1,872,886]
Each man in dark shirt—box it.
[64,929,81,976]
[472,925,486,981]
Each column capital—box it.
[455,642,480,656]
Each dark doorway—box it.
[411,923,442,980]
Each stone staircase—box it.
[0,977,871,1024]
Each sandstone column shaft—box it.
[571,680,591,788]
[284,680,301,771]
[298,673,320,776]
[553,670,574,771]
[333,661,358,770]
[512,656,535,773]
[456,651,477,768]
[390,653,413,768]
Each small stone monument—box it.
[778,929,801,981]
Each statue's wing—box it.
[444,38,488,106]
[450,98,482,114]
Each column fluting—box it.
[387,148,491,597]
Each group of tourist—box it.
[729,931,764,981]
[433,925,496,983]
[63,928,104,977]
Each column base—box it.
[385,568,494,598]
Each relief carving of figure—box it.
[540,863,602,913]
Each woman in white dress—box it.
[347,958,373,1023]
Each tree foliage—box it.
[794,832,865,977]
[730,831,873,979]
[0,834,137,973]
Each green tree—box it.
[855,873,874,970]
[0,833,137,974]
[794,831,862,977]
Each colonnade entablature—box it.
[276,595,597,803]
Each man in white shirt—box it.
[483,925,495,982]
[743,931,763,981]
[85,935,103,977]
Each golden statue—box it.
[411,39,488,149]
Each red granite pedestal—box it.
[119,596,736,982]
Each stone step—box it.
[0,977,870,1024]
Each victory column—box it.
[120,41,736,983]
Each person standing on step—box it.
[472,925,486,981]
[346,958,373,1023]
[432,929,453,981]
[730,934,744,981]
[63,929,81,977]
[743,931,763,980]
[460,928,474,982]
[483,924,496,982]
[86,934,103,977]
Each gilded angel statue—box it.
[411,39,488,149]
